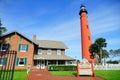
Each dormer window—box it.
[38,49,42,54]
[57,50,61,55]
[47,49,52,55]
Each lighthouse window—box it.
[86,25,89,29]
[88,36,90,40]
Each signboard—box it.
[77,58,95,77]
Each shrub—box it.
[48,65,76,71]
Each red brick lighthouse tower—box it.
[79,5,92,62]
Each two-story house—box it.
[0,31,75,69]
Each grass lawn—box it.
[50,71,77,76]
[13,70,28,80]
[0,70,28,80]
[94,70,120,80]
[50,70,120,80]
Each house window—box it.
[38,49,42,54]
[57,50,61,55]
[18,44,28,52]
[47,49,52,55]
[0,58,3,66]
[0,43,10,51]
[0,58,7,66]
[19,58,25,66]
[16,58,27,66]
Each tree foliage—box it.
[95,38,107,48]
[102,49,109,58]
[0,19,7,37]
[109,49,120,60]
[89,38,107,64]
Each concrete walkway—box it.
[26,69,105,80]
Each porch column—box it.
[65,61,67,65]
[46,60,48,66]
[56,60,58,65]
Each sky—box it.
[0,0,120,61]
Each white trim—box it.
[18,65,25,66]
[19,50,26,52]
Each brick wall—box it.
[1,33,35,70]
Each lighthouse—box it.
[79,5,92,62]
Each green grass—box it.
[50,70,120,80]
[0,70,28,80]
[94,70,120,80]
[50,71,77,76]
[13,70,28,80]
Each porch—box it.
[33,60,74,69]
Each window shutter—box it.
[0,58,1,64]
[24,58,27,66]
[6,43,10,51]
[18,44,21,51]
[26,44,28,52]
[16,58,19,66]
[3,58,7,66]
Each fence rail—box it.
[0,51,17,80]
[94,64,120,70]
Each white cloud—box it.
[31,18,81,41]
[89,3,120,36]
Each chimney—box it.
[33,35,36,41]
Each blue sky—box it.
[0,0,120,61]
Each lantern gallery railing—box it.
[0,51,17,80]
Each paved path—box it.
[26,69,105,80]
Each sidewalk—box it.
[26,69,105,80]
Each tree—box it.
[102,49,109,65]
[89,38,107,64]
[109,49,120,61]
[0,19,7,37]
[94,38,107,64]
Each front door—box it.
[37,60,45,69]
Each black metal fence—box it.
[0,51,17,80]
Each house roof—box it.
[34,40,68,49]
[34,54,75,60]
[0,31,38,45]
[0,31,68,49]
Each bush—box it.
[48,65,76,71]
[107,60,118,64]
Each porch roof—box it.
[34,54,75,60]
